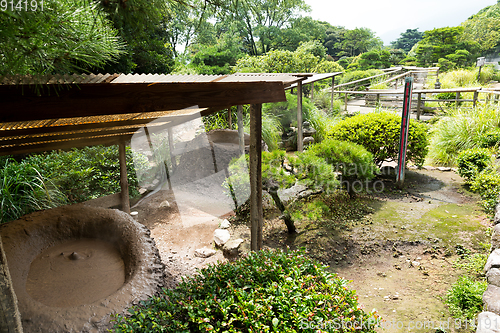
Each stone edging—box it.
[477,202,500,332]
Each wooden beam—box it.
[119,142,130,214]
[297,81,303,152]
[237,105,245,155]
[0,135,130,156]
[249,104,263,251]
[0,235,23,333]
[0,82,286,123]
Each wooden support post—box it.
[416,93,422,120]
[330,77,335,113]
[228,108,232,130]
[395,79,398,90]
[249,104,263,251]
[344,93,348,112]
[237,105,245,156]
[310,82,315,100]
[0,236,23,333]
[376,93,380,106]
[118,141,130,214]
[496,94,500,108]
[455,92,460,108]
[297,80,303,152]
[167,127,176,171]
[473,91,479,108]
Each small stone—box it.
[477,311,500,332]
[411,261,420,267]
[377,272,387,277]
[214,229,231,246]
[171,250,177,254]
[130,211,139,217]
[159,200,170,208]
[139,188,148,195]
[485,249,500,273]
[223,238,244,258]
[219,219,231,229]
[437,167,451,172]
[423,166,436,170]
[194,247,217,258]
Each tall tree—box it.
[216,0,310,55]
[415,26,479,66]
[460,3,500,53]
[391,29,423,52]
[0,0,124,75]
[340,28,381,57]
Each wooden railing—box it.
[334,87,500,120]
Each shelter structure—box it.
[0,72,342,332]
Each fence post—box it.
[396,77,414,189]
[416,93,422,120]
[473,90,479,108]
[455,92,460,108]
[330,77,335,113]
[311,82,315,100]
[376,93,380,106]
[344,93,348,112]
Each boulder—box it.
[477,311,500,332]
[487,268,500,288]
[214,229,231,247]
[485,249,500,273]
[492,225,500,249]
[219,219,231,229]
[223,238,244,258]
[483,284,500,315]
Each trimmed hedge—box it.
[112,249,379,332]
[327,112,429,167]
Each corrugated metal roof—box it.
[0,72,329,155]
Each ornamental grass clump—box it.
[112,249,379,332]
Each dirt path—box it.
[134,168,489,332]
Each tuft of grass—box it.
[427,105,500,165]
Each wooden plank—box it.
[0,82,286,123]
[297,81,303,152]
[237,105,245,155]
[0,135,128,156]
[0,236,23,333]
[119,142,130,214]
[249,104,263,251]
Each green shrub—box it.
[302,139,377,182]
[338,69,384,90]
[470,168,500,215]
[456,148,491,183]
[112,249,379,332]
[426,105,500,165]
[327,112,429,167]
[480,129,500,148]
[0,159,68,223]
[445,276,487,320]
[436,91,460,106]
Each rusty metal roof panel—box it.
[111,74,222,84]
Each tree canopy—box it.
[391,29,423,53]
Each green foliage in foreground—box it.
[446,276,487,321]
[327,112,429,167]
[428,105,500,166]
[470,168,500,215]
[112,249,379,332]
[456,148,491,183]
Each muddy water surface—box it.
[26,238,125,307]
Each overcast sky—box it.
[305,0,496,45]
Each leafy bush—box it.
[327,112,429,167]
[427,105,500,165]
[445,275,487,320]
[112,249,379,332]
[0,159,68,223]
[338,69,384,89]
[480,129,500,148]
[470,168,500,215]
[456,148,491,183]
[436,91,460,106]
[302,139,377,182]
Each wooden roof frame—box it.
[0,73,313,156]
